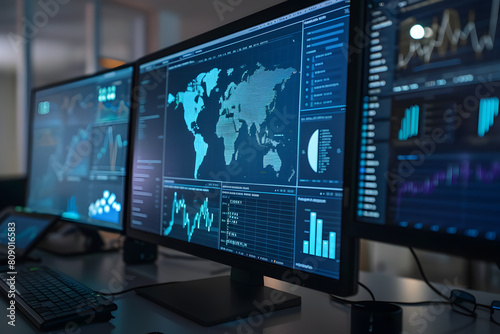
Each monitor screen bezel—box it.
[26,64,134,233]
[347,0,500,262]
[126,0,362,296]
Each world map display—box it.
[164,62,299,185]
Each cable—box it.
[329,280,449,307]
[331,251,465,308]
[331,248,494,312]
[358,281,375,301]
[408,247,451,302]
[329,294,356,305]
[409,247,490,311]
[93,281,176,296]
[329,281,375,305]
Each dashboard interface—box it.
[356,0,500,244]
[28,67,133,230]
[130,0,352,279]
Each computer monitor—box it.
[127,0,360,325]
[27,65,134,232]
[351,0,500,261]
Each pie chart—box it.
[307,129,332,174]
[308,130,319,173]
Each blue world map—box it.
[165,62,299,185]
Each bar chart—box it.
[478,97,499,137]
[302,211,336,259]
[398,105,419,141]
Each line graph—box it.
[391,157,500,230]
[398,0,499,68]
[59,125,92,179]
[396,160,500,205]
[164,191,214,243]
[60,93,94,114]
[94,126,128,171]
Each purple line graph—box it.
[396,161,500,206]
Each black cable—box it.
[329,280,450,307]
[331,249,494,312]
[358,281,375,301]
[93,281,176,296]
[329,281,375,305]
[409,247,490,312]
[330,251,457,308]
[408,247,451,302]
[329,294,356,305]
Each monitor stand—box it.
[135,267,301,326]
[37,221,119,256]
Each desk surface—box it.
[1,248,499,334]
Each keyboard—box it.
[0,265,117,331]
